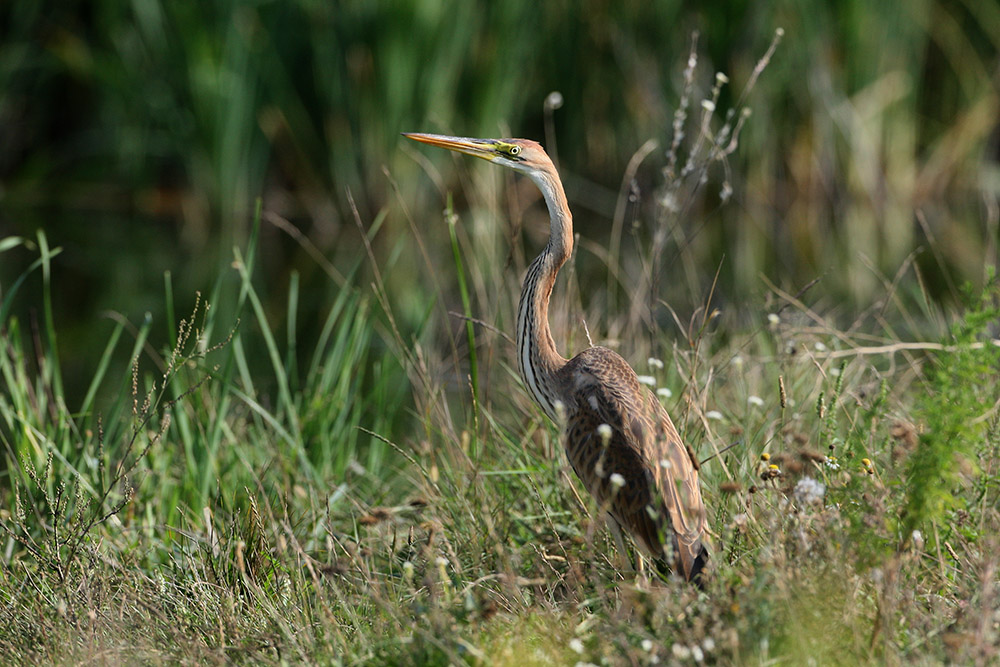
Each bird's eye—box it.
[509,145,521,156]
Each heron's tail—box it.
[687,544,709,589]
[653,542,709,588]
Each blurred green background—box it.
[1,0,997,402]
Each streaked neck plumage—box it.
[516,167,573,420]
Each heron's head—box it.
[403,133,554,179]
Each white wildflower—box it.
[701,100,716,112]
[767,313,780,326]
[659,191,679,212]
[569,638,585,654]
[597,423,612,445]
[692,645,704,662]
[911,530,924,551]
[610,473,626,489]
[747,395,764,408]
[637,375,656,386]
[814,341,828,352]
[702,637,715,652]
[720,181,733,202]
[831,366,841,377]
[825,456,840,470]
[657,387,673,399]
[706,410,724,421]
[793,476,826,505]
[732,354,745,369]
[154,571,167,596]
[641,639,654,652]
[716,72,729,84]
[672,643,691,659]
[647,357,664,370]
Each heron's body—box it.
[405,132,708,582]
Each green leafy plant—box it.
[903,277,1000,541]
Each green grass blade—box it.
[285,270,299,392]
[77,318,126,418]
[446,194,479,406]
[233,246,298,436]
[164,271,177,350]
[37,230,64,402]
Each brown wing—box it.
[558,347,707,580]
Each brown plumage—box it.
[404,132,708,582]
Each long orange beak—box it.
[402,133,499,161]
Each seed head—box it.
[793,476,826,505]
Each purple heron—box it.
[404,132,708,583]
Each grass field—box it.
[3,214,999,664]
[2,3,1000,664]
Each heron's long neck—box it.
[516,170,573,420]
